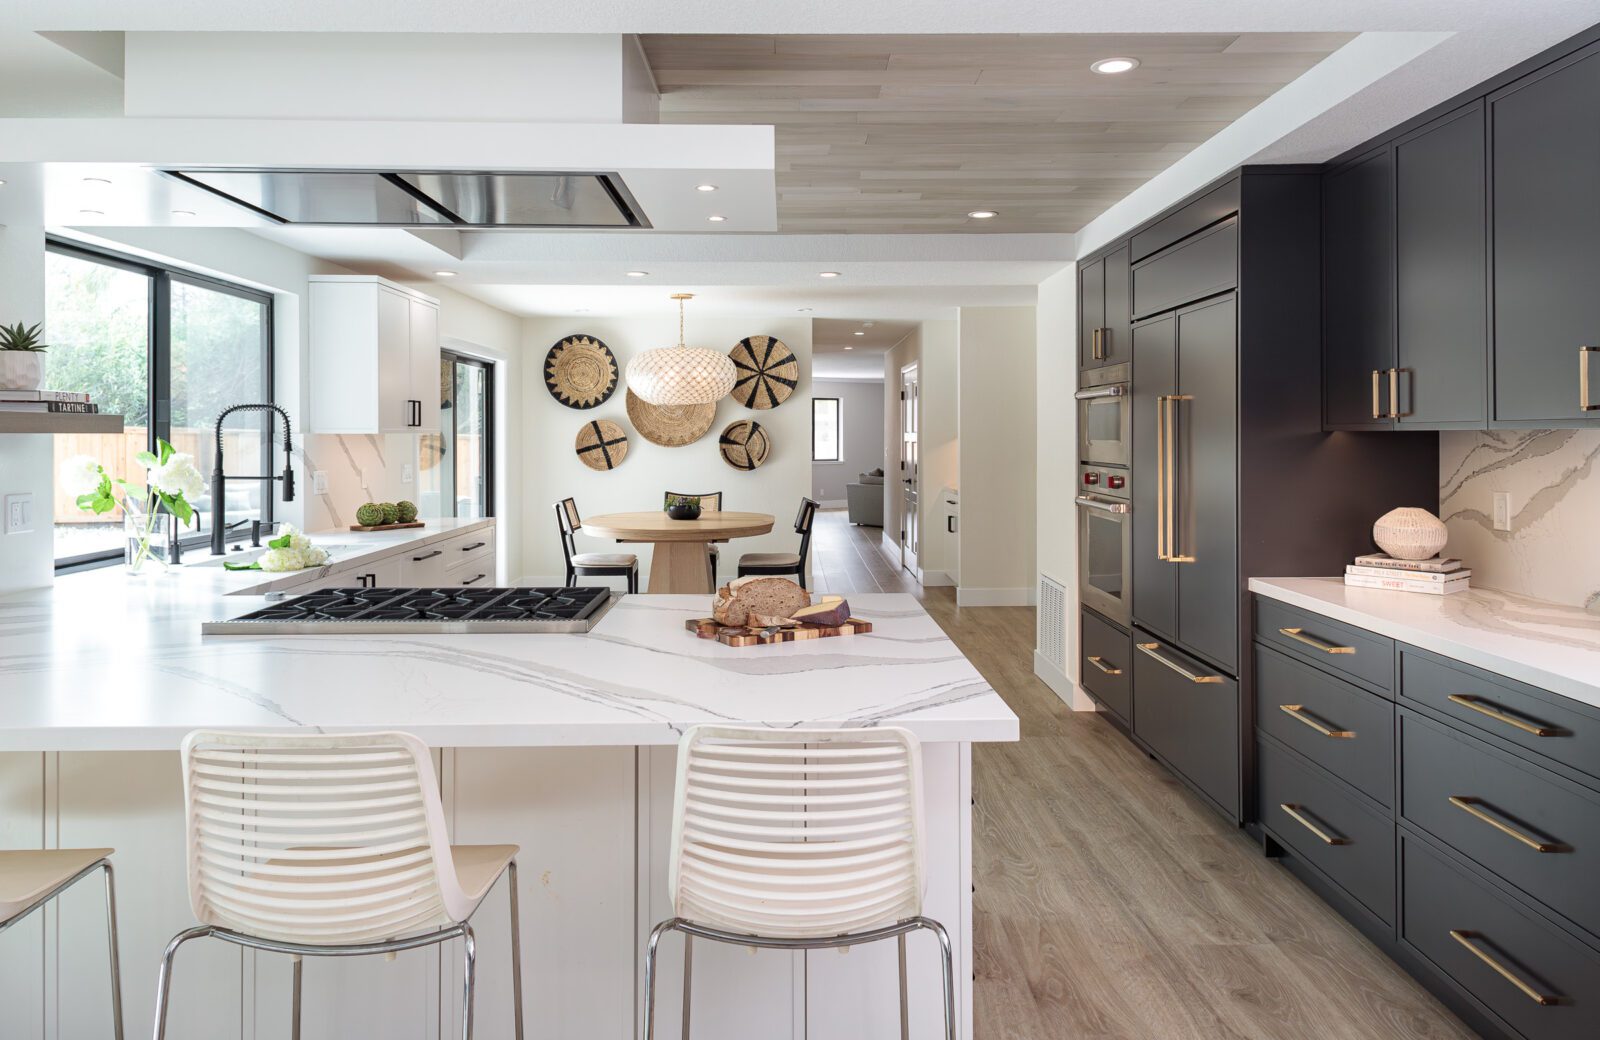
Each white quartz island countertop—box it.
[1251,577,1600,710]
[0,562,1019,750]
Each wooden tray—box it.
[686,617,873,647]
[348,521,426,532]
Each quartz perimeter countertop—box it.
[1251,577,1600,710]
[0,562,1018,750]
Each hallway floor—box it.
[808,509,1475,1039]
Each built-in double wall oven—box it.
[1076,362,1132,627]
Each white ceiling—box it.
[812,317,917,381]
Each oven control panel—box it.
[1079,465,1129,498]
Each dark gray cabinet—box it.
[1079,243,1130,371]
[1080,607,1132,725]
[1323,147,1394,429]
[1131,312,1176,643]
[1133,634,1240,819]
[1490,43,1600,425]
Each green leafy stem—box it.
[77,439,196,572]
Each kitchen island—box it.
[0,550,1016,1040]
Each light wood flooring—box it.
[809,510,1477,1040]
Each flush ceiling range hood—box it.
[162,168,649,228]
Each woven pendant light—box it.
[625,293,737,406]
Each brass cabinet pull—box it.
[1448,796,1562,853]
[1278,803,1348,845]
[1277,627,1356,655]
[1279,704,1355,739]
[1155,395,1168,561]
[1389,367,1410,419]
[1448,930,1559,1006]
[1583,347,1599,412]
[1087,656,1122,676]
[1371,369,1383,420]
[1166,395,1195,564]
[1446,695,1558,737]
[1136,642,1223,683]
[1090,328,1100,360]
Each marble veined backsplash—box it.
[1440,430,1600,612]
[298,433,435,532]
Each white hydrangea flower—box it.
[58,455,104,497]
[148,452,206,502]
[258,547,307,572]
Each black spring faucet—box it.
[211,403,296,556]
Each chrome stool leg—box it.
[101,861,126,1040]
[642,919,680,1040]
[291,955,303,1040]
[898,932,910,1040]
[151,926,213,1040]
[680,934,694,1040]
[460,923,477,1040]
[507,860,525,1040]
[916,917,957,1040]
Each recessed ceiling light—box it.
[708,215,727,222]
[626,271,649,278]
[853,331,866,336]
[171,209,196,217]
[1090,57,1140,75]
[78,209,104,217]
[82,176,112,185]
[819,271,841,279]
[862,321,875,328]
[844,346,854,350]
[967,210,999,220]
[797,307,813,312]
[433,271,457,277]
[696,184,718,192]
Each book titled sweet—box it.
[0,390,92,403]
[1344,571,1469,595]
[1346,564,1471,584]
[1352,553,1464,574]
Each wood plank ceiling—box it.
[640,34,1354,234]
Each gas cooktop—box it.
[203,586,616,635]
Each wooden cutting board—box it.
[685,617,873,647]
[347,521,426,532]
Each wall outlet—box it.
[4,493,33,535]
[402,463,414,485]
[311,470,329,495]
[1493,491,1513,531]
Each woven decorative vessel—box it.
[719,419,772,470]
[574,419,629,471]
[544,335,618,409]
[1372,507,1449,561]
[625,389,715,447]
[728,336,799,409]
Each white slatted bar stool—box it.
[0,848,125,1039]
[152,730,524,1040]
[643,725,954,1040]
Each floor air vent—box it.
[1037,573,1067,671]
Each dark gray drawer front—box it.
[1402,649,1600,783]
[1133,631,1240,819]
[1131,218,1238,318]
[1081,609,1132,724]
[1254,597,1395,695]
[1261,739,1396,923]
[1130,179,1240,262]
[1401,711,1600,942]
[1402,833,1600,1040]
[1255,644,1395,807]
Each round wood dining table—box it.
[579,510,776,594]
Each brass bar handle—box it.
[1279,704,1355,739]
[1100,327,1111,361]
[1087,656,1122,676]
[1371,369,1382,420]
[1448,797,1561,853]
[1155,395,1169,561]
[1448,930,1559,1006]
[1446,695,1558,737]
[1583,347,1599,412]
[1278,804,1348,845]
[1136,642,1223,683]
[1278,626,1356,655]
[1166,395,1196,564]
[1389,367,1408,419]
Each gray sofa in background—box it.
[846,470,885,527]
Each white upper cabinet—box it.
[309,276,441,434]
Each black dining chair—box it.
[665,491,723,589]
[555,498,638,593]
[736,498,818,590]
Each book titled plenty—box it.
[0,390,92,403]
[1344,571,1470,595]
[1346,564,1471,584]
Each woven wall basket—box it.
[719,419,772,470]
[545,335,619,409]
[626,388,715,447]
[574,419,629,471]
[728,336,799,409]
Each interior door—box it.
[1131,314,1176,642]
[1173,294,1239,673]
[900,364,920,573]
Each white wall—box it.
[520,312,813,584]
[957,307,1037,606]
[810,379,884,505]
[918,320,959,584]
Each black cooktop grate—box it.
[227,586,612,625]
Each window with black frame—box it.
[425,351,495,519]
[45,240,274,569]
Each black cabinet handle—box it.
[461,542,486,552]
[462,573,487,585]
[412,550,442,562]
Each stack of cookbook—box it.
[0,389,99,414]
[1344,553,1470,595]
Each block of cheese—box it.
[791,596,851,627]
[712,576,811,627]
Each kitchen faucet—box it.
[211,403,296,555]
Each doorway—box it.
[900,362,920,573]
[436,351,495,518]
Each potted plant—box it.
[0,322,47,391]
[666,494,702,521]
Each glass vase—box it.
[124,499,174,574]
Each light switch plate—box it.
[1493,492,1512,531]
[311,471,329,495]
[402,463,414,484]
[4,493,33,535]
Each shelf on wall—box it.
[0,412,125,435]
